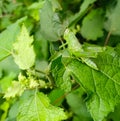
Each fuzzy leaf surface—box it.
[51,56,72,92]
[12,25,35,70]
[4,81,24,99]
[62,51,120,121]
[17,91,67,121]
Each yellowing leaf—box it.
[12,24,35,70]
[17,91,67,121]
[4,81,25,99]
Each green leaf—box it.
[12,24,35,70]
[115,43,120,56]
[6,101,19,121]
[0,56,20,76]
[17,91,67,121]
[80,0,96,13]
[28,1,44,21]
[0,69,2,79]
[0,101,10,121]
[66,88,92,121]
[108,103,120,121]
[0,16,12,30]
[51,56,72,92]
[40,0,66,41]
[0,17,27,61]
[0,73,16,93]
[28,1,44,10]
[50,0,62,11]
[34,29,49,60]
[104,0,120,35]
[48,89,65,106]
[69,0,96,26]
[81,8,104,40]
[87,52,120,121]
[61,50,120,121]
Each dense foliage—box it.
[0,0,120,121]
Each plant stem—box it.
[35,69,46,75]
[104,31,112,46]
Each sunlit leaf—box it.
[12,24,35,70]
[17,91,67,121]
[0,101,10,121]
[4,81,25,99]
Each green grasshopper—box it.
[63,29,106,70]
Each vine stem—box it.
[35,69,46,75]
[52,84,80,105]
[104,31,112,46]
[35,69,54,86]
[59,38,66,50]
